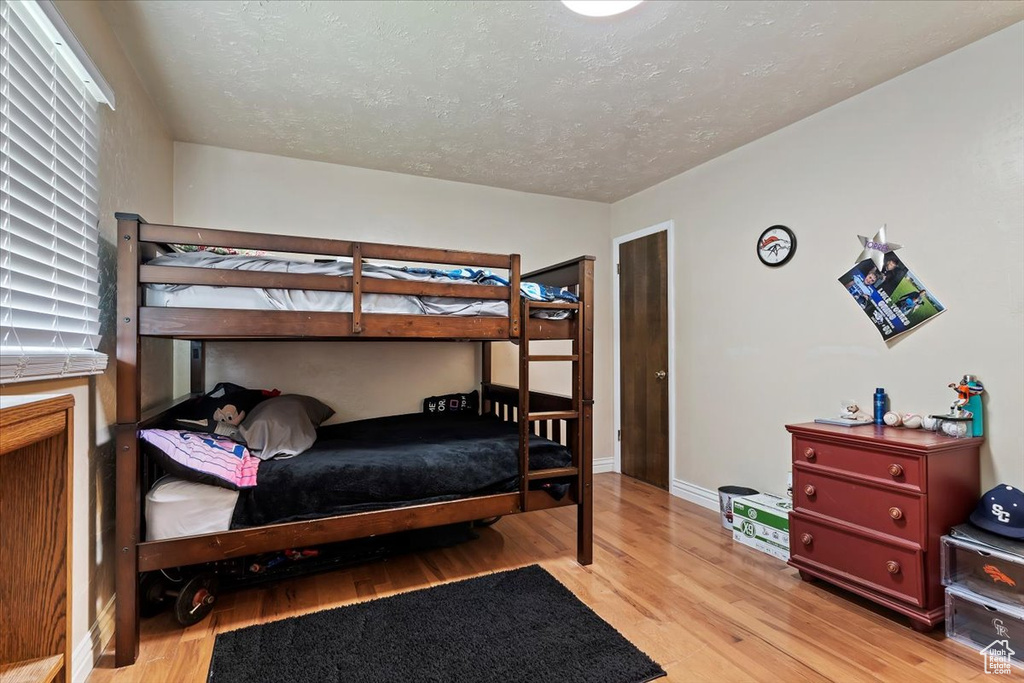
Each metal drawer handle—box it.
[804,484,816,497]
[889,506,904,521]
[888,463,904,478]
[804,447,816,461]
[886,560,901,575]
[801,533,813,546]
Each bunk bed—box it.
[114,213,595,667]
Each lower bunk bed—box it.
[145,410,574,541]
[117,382,594,666]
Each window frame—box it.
[1,0,115,383]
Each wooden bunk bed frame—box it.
[114,213,595,666]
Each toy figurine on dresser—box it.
[929,375,985,438]
[951,375,985,437]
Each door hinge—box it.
[616,263,620,274]
[617,429,621,441]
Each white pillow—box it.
[238,395,334,460]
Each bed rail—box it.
[118,213,524,341]
[136,489,571,571]
[482,382,573,445]
[523,254,596,289]
[137,219,514,269]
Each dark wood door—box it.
[619,231,669,489]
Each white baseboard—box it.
[669,478,719,512]
[72,595,115,683]
[593,457,615,474]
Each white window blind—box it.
[1,0,114,383]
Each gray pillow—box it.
[238,395,334,460]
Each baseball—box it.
[922,416,938,431]
[941,421,968,438]
[901,413,924,429]
[883,411,903,427]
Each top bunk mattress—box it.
[144,251,574,318]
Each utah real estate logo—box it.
[980,628,1014,676]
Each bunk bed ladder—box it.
[518,299,583,512]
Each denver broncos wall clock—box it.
[757,225,797,267]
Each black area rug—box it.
[208,564,665,683]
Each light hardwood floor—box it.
[88,474,993,682]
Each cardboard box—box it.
[733,492,792,561]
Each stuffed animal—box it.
[840,399,872,422]
[213,404,246,426]
[175,382,278,435]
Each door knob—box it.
[655,370,667,380]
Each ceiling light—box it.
[561,1,644,18]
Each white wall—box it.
[173,143,612,460]
[610,23,1024,497]
[0,1,174,680]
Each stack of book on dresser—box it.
[942,524,1023,670]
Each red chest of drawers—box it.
[786,422,982,630]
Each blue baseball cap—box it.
[970,484,1024,539]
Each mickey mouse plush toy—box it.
[213,404,247,427]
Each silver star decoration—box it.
[856,225,902,270]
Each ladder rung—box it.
[526,411,578,421]
[527,467,579,481]
[526,301,579,310]
[526,354,579,362]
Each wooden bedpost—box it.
[509,254,521,339]
[517,301,531,513]
[351,243,363,334]
[481,342,492,415]
[114,213,143,665]
[577,258,594,565]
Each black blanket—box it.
[230,413,572,528]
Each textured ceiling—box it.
[100,1,1023,202]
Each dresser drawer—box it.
[793,436,924,492]
[793,468,926,544]
[790,512,925,606]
